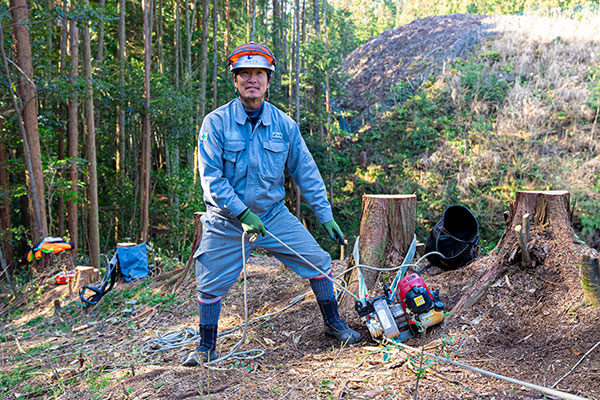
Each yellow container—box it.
[419,309,444,329]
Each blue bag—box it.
[118,242,149,282]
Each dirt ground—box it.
[1,233,599,400]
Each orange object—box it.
[27,238,74,262]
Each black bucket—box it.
[425,205,479,271]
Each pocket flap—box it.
[224,140,246,152]
[263,141,288,153]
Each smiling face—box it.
[233,68,271,109]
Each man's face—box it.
[233,68,270,106]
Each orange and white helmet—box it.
[227,42,276,73]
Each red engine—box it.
[397,273,444,315]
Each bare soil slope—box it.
[342,14,494,119]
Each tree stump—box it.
[580,248,600,306]
[75,266,100,289]
[340,194,416,312]
[451,190,574,315]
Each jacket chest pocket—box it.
[223,140,247,181]
[261,140,289,180]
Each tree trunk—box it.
[212,0,218,108]
[82,0,100,269]
[8,0,47,243]
[57,0,68,238]
[313,0,319,34]
[0,120,14,269]
[271,0,281,90]
[96,0,104,65]
[184,0,191,81]
[323,0,333,205]
[250,0,256,41]
[452,190,574,315]
[157,0,164,72]
[66,6,79,252]
[294,0,300,123]
[94,0,104,132]
[288,10,294,113]
[171,212,204,293]
[75,265,100,289]
[140,0,153,242]
[340,194,416,312]
[116,0,126,177]
[224,0,230,58]
[293,0,301,218]
[198,0,210,120]
[175,0,181,88]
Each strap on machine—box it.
[79,252,119,306]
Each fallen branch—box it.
[121,368,167,385]
[120,301,165,326]
[365,344,589,400]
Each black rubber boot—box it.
[317,299,361,344]
[182,324,218,366]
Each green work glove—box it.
[323,219,345,245]
[239,209,266,236]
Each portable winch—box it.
[355,273,445,341]
[353,236,445,341]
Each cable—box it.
[265,230,360,300]
[378,338,590,400]
[140,231,437,362]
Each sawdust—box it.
[2,238,599,400]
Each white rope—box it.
[265,230,361,300]
[375,339,591,400]
[552,338,600,388]
[139,230,435,362]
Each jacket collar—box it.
[233,97,272,126]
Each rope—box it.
[376,339,591,400]
[140,230,593,398]
[139,230,436,363]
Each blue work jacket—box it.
[197,97,334,224]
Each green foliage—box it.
[95,279,176,316]
[0,363,44,397]
[455,60,509,111]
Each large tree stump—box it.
[451,190,574,315]
[580,248,600,306]
[74,266,100,289]
[340,194,416,312]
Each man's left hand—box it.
[323,220,345,245]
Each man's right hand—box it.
[239,209,266,236]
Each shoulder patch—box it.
[199,131,208,141]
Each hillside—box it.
[337,12,600,252]
[2,11,600,400]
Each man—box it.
[183,42,360,366]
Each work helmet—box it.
[227,42,276,73]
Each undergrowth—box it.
[333,11,600,254]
